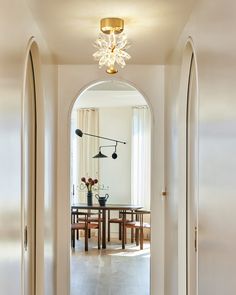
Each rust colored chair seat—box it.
[107,210,134,243]
[120,210,151,250]
[71,211,101,251]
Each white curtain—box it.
[131,106,151,210]
[71,110,78,203]
[77,109,99,201]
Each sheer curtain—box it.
[77,108,99,201]
[131,106,151,210]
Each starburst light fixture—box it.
[93,17,131,74]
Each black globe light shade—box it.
[112,152,118,159]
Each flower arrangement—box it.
[81,177,98,192]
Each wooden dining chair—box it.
[71,211,101,251]
[121,210,151,250]
[71,208,102,240]
[107,209,135,243]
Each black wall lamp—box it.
[93,143,118,159]
[75,129,126,159]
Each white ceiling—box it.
[73,81,146,109]
[26,0,195,64]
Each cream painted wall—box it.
[165,0,236,294]
[57,65,165,295]
[0,1,57,295]
[99,107,132,204]
[99,107,132,236]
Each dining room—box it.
[70,80,152,295]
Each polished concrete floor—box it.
[70,238,150,295]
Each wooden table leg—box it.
[102,209,106,249]
[122,210,125,249]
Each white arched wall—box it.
[164,38,199,295]
[56,65,165,295]
[165,0,236,294]
[21,37,58,295]
[0,1,57,294]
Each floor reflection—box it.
[70,238,150,295]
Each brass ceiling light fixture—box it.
[93,17,131,74]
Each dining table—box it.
[71,203,142,249]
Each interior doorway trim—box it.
[186,48,199,295]
[56,77,165,295]
[177,37,199,295]
[21,37,44,295]
[69,79,154,293]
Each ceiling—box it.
[27,0,195,64]
[73,81,147,109]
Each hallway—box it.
[2,0,236,295]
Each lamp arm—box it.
[99,144,117,151]
[83,132,126,144]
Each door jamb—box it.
[177,37,199,295]
[21,37,45,295]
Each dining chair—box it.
[120,210,151,250]
[71,210,101,251]
[71,208,102,240]
[77,212,102,239]
[107,209,135,243]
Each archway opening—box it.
[69,80,152,295]
[186,45,198,295]
[177,39,199,295]
[22,38,44,295]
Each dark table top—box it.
[71,203,142,210]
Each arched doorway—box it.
[177,38,199,295]
[69,80,152,295]
[56,71,165,295]
[22,42,37,295]
[21,38,44,295]
[186,48,198,295]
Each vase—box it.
[87,191,93,206]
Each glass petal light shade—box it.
[93,32,131,74]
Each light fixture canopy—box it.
[100,18,124,34]
[93,17,131,74]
